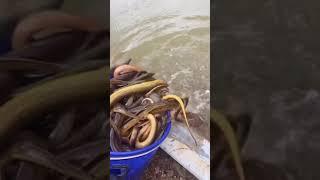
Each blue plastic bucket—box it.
[110,112,171,180]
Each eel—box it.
[141,125,151,141]
[0,57,64,73]
[0,142,93,180]
[12,10,102,49]
[48,108,76,145]
[110,79,167,107]
[120,101,178,135]
[113,64,142,80]
[163,94,197,146]
[112,104,138,119]
[0,66,107,143]
[135,114,157,149]
[211,110,245,180]
[129,127,139,147]
[110,59,132,76]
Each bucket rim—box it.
[110,111,171,159]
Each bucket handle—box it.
[110,164,128,178]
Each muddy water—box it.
[110,0,210,124]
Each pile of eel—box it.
[0,10,107,180]
[110,61,197,151]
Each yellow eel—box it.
[135,114,157,149]
[0,66,107,142]
[162,94,198,146]
[212,110,245,180]
[110,79,167,107]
